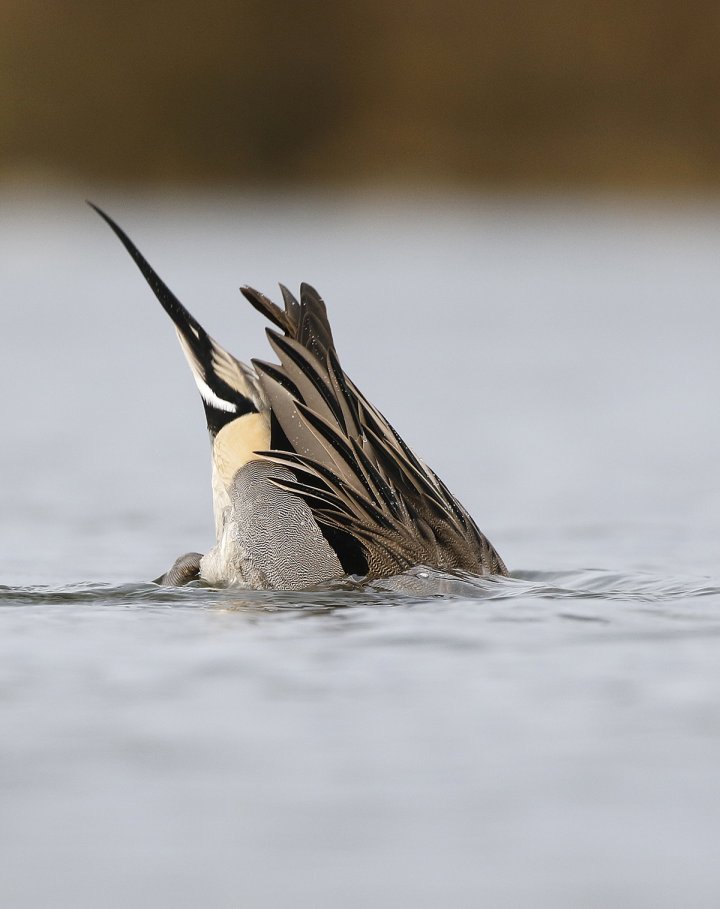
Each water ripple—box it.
[0,566,718,612]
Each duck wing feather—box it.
[242,283,507,578]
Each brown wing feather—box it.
[242,282,508,578]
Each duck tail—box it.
[89,202,266,436]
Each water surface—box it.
[1,192,719,907]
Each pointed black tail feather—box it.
[90,202,260,434]
[89,202,204,338]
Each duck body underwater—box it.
[92,205,508,588]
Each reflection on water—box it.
[1,193,720,908]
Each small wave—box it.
[1,566,718,611]
[513,568,720,602]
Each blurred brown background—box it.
[1,0,719,189]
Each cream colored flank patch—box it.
[213,412,271,490]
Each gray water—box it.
[1,190,719,907]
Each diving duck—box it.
[92,205,507,588]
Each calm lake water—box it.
[1,190,719,907]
